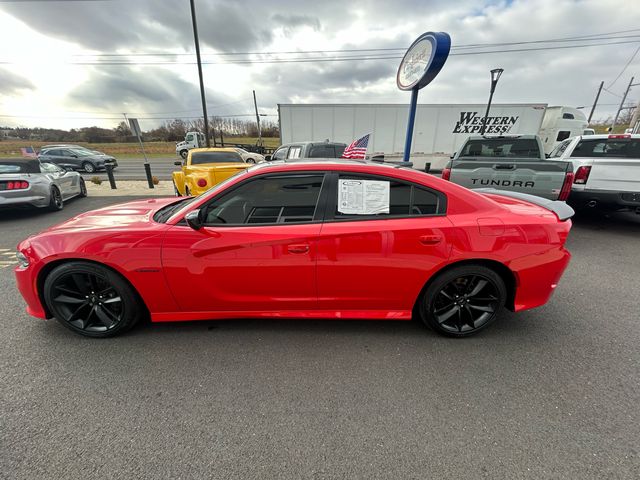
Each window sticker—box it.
[338,179,390,215]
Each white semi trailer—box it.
[278,103,587,169]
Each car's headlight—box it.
[16,251,29,268]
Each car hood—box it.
[44,197,180,231]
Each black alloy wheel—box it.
[48,186,63,211]
[82,161,96,173]
[43,262,142,338]
[420,265,506,337]
[79,177,88,197]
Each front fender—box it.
[172,171,186,195]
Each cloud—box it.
[0,68,35,96]
[66,67,228,119]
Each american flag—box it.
[341,133,370,159]
[20,147,37,158]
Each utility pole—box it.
[611,76,636,132]
[189,0,210,147]
[588,81,603,124]
[480,68,504,136]
[253,90,263,148]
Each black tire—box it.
[419,265,506,337]
[78,177,87,197]
[180,150,188,159]
[48,186,64,211]
[173,181,181,196]
[185,186,191,196]
[43,261,142,338]
[82,161,96,173]
[246,158,256,164]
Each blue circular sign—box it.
[397,32,451,91]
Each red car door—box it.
[162,173,327,313]
[317,173,455,315]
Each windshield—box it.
[153,169,251,223]
[190,151,243,165]
[459,138,541,158]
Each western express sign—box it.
[453,111,519,134]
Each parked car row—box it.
[441,134,640,214]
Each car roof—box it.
[576,134,640,139]
[0,159,41,173]
[189,147,240,153]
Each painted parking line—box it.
[0,249,16,268]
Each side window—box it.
[40,162,56,173]
[272,147,287,160]
[203,174,324,225]
[186,134,194,142]
[45,149,60,157]
[334,174,443,219]
[549,139,571,158]
[309,145,334,158]
[556,131,571,142]
[562,113,575,119]
[287,146,302,159]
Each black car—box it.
[38,147,118,173]
[268,141,347,161]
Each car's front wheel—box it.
[78,177,87,197]
[48,186,63,211]
[180,150,188,159]
[419,265,506,337]
[43,262,143,338]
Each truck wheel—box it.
[180,150,188,159]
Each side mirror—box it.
[450,152,456,159]
[264,155,272,161]
[185,209,203,230]
[174,161,182,166]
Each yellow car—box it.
[172,148,252,196]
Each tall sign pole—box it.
[397,32,451,163]
[189,0,210,147]
[253,90,263,148]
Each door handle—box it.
[419,235,442,245]
[493,164,515,170]
[287,244,310,254]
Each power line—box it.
[5,39,637,66]
[606,45,640,89]
[67,29,640,58]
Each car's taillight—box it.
[197,178,207,188]
[442,167,451,181]
[574,166,591,185]
[7,181,29,190]
[559,171,574,201]
[608,134,631,139]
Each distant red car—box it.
[15,161,573,338]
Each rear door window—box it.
[571,139,640,158]
[331,173,445,219]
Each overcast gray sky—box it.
[0,0,639,129]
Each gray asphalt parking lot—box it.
[1,196,639,479]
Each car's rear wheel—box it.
[43,262,142,338]
[78,177,87,197]
[48,186,63,211]
[419,265,506,337]
[82,161,96,173]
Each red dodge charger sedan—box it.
[15,160,573,338]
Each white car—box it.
[549,134,640,212]
[232,148,265,164]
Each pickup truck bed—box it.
[443,135,574,201]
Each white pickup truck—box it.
[549,134,640,212]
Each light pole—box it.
[189,0,210,147]
[480,68,504,135]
